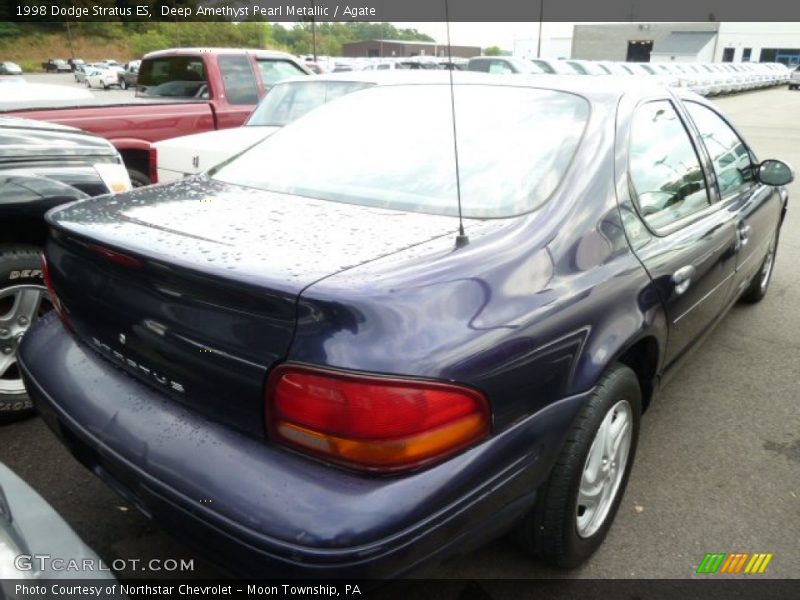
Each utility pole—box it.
[65,21,75,59]
[312,19,317,62]
[537,0,544,58]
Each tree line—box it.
[0,21,436,58]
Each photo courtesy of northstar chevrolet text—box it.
[0,0,798,596]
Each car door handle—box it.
[738,224,753,247]
[671,265,696,296]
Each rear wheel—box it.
[516,364,641,568]
[120,78,128,90]
[0,246,52,422]
[740,232,778,304]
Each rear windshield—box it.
[247,80,375,127]
[214,84,589,219]
[137,56,207,98]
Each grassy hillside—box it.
[0,33,132,70]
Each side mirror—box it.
[757,159,794,186]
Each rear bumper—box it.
[19,316,588,578]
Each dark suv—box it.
[0,117,131,419]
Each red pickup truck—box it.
[6,48,310,186]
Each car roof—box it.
[144,48,298,60]
[272,70,669,102]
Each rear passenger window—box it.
[629,101,710,230]
[257,59,307,91]
[218,55,258,105]
[684,102,755,198]
[488,61,512,74]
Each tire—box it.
[0,245,52,422]
[516,363,642,568]
[740,231,778,304]
[126,168,150,188]
[86,80,91,88]
[102,83,109,90]
[120,78,128,90]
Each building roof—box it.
[652,31,717,55]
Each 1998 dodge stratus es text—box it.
[18,72,792,577]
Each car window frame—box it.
[625,96,717,237]
[678,99,759,203]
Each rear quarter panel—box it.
[288,96,668,432]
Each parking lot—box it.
[0,83,798,581]
[12,72,137,103]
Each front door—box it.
[681,101,783,296]
[624,99,739,367]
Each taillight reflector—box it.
[87,244,143,269]
[266,365,490,473]
[148,147,158,184]
[41,254,72,331]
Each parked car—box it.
[19,74,792,576]
[84,67,120,90]
[467,56,545,74]
[67,58,85,72]
[0,462,117,584]
[73,63,88,83]
[5,48,311,187]
[41,59,71,73]
[0,116,130,419]
[154,72,381,182]
[0,81,94,110]
[562,59,607,75]
[117,59,141,90]
[0,62,22,76]
[789,66,800,90]
[526,58,576,74]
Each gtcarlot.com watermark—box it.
[15,554,194,573]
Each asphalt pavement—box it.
[12,71,138,104]
[0,84,797,582]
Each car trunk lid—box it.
[44,178,462,435]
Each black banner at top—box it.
[4,0,800,22]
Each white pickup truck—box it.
[152,73,381,183]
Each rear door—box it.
[679,100,781,296]
[621,98,739,368]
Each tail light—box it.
[41,254,72,332]
[148,147,158,184]
[266,365,490,473]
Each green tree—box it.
[483,46,503,56]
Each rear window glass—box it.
[214,84,589,219]
[247,80,375,127]
[137,56,207,98]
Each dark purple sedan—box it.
[18,72,792,577]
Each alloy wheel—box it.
[576,399,633,538]
[0,285,51,395]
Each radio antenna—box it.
[445,0,469,248]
